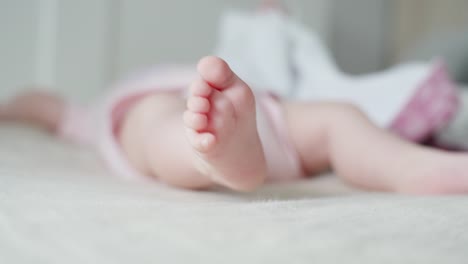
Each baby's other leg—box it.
[183,56,267,191]
[285,101,468,194]
[0,91,64,132]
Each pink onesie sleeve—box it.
[57,103,96,146]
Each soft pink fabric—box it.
[57,103,95,146]
[57,66,302,182]
[257,92,302,181]
[389,62,459,142]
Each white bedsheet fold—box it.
[1,126,468,264]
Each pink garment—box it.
[57,65,302,182]
[389,62,459,142]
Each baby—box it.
[2,56,468,194]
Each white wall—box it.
[0,0,115,100]
[0,0,333,101]
[330,0,389,74]
[116,0,333,76]
[0,0,39,98]
[13,0,457,100]
[54,1,117,99]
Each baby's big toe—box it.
[197,56,235,89]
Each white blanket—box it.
[215,10,433,128]
[1,125,468,263]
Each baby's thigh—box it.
[119,93,212,187]
[118,93,186,175]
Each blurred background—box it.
[1,0,468,101]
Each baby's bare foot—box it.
[183,56,267,191]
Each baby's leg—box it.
[184,57,267,190]
[285,101,468,194]
[121,56,267,191]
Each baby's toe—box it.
[186,129,216,153]
[183,111,208,131]
[187,96,210,113]
[197,56,235,89]
[190,78,212,97]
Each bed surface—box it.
[1,125,468,263]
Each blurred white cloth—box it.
[215,10,434,127]
[216,10,295,97]
[435,87,468,148]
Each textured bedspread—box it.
[1,126,468,263]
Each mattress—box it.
[1,125,468,264]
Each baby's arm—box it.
[1,91,64,132]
